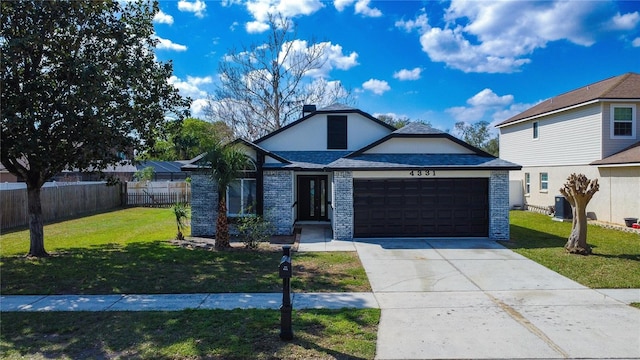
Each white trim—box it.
[609,103,636,139]
[591,163,640,168]
[496,98,640,128]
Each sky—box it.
[152,0,640,132]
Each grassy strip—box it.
[1,208,370,295]
[501,211,640,288]
[0,309,380,360]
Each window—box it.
[327,115,347,149]
[532,122,539,139]
[539,172,548,192]
[524,173,530,194]
[611,104,636,138]
[227,179,256,216]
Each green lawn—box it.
[502,211,640,288]
[0,309,380,360]
[1,207,378,359]
[0,207,370,294]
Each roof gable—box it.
[254,104,395,146]
[349,122,493,157]
[497,72,640,127]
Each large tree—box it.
[454,121,499,156]
[377,115,431,129]
[1,0,190,257]
[144,118,233,160]
[559,173,599,255]
[206,14,353,140]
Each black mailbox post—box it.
[279,245,293,341]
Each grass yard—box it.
[0,308,380,360]
[1,208,378,359]
[0,207,370,295]
[502,211,640,288]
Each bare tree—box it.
[559,173,599,255]
[206,14,353,140]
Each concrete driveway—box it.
[354,238,640,360]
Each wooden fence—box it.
[1,182,123,231]
[126,192,190,207]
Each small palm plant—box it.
[172,202,189,240]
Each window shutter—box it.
[327,115,347,149]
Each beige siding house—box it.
[497,72,640,225]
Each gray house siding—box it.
[190,174,217,237]
[263,170,294,235]
[332,170,354,240]
[489,170,510,240]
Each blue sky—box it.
[152,0,640,132]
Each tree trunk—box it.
[215,192,230,248]
[564,197,591,255]
[26,185,48,257]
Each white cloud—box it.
[354,0,382,17]
[610,11,640,30]
[446,88,515,122]
[153,10,174,25]
[333,0,354,12]
[281,40,359,78]
[155,36,187,51]
[334,0,381,17]
[190,98,210,119]
[467,88,513,107]
[168,75,213,98]
[393,67,422,81]
[395,13,429,33]
[246,20,270,33]
[244,0,325,33]
[633,37,640,47]
[177,0,206,18]
[411,0,640,73]
[362,79,390,95]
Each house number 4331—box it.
[409,170,436,176]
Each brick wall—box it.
[263,170,294,235]
[190,173,217,237]
[489,170,510,240]
[333,170,353,240]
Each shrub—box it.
[237,215,274,249]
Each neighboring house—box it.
[496,72,640,225]
[183,104,520,240]
[136,160,190,181]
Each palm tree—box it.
[172,202,189,240]
[204,142,249,248]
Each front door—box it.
[297,175,328,221]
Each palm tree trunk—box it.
[216,194,230,248]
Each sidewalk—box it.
[1,292,378,312]
[2,289,637,312]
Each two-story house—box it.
[184,104,520,241]
[496,72,640,225]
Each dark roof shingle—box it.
[497,72,640,127]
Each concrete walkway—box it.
[1,292,377,312]
[353,238,640,360]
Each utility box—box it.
[554,195,572,220]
